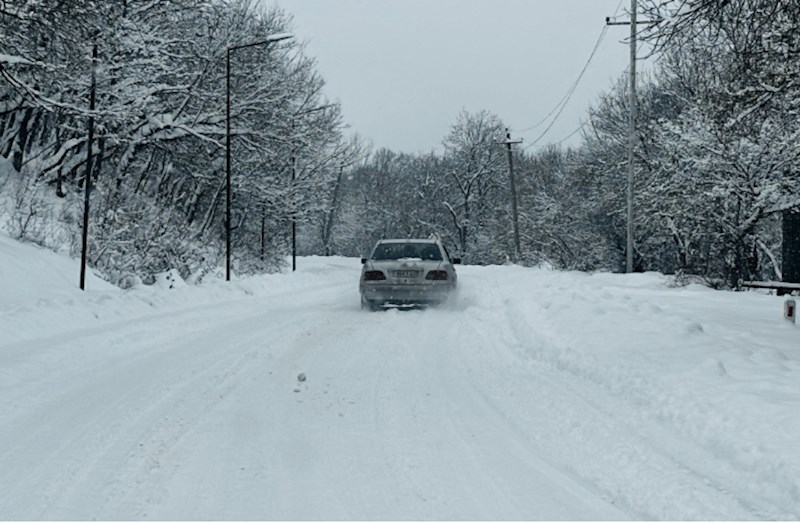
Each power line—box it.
[512,0,625,140]
[606,0,627,25]
[512,84,577,134]
[520,23,609,150]
[551,122,586,147]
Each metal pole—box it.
[287,104,335,271]
[291,224,296,270]
[291,148,296,272]
[225,49,232,281]
[224,34,292,280]
[626,0,637,274]
[261,205,267,262]
[323,163,345,256]
[80,43,97,291]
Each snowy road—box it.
[1,248,799,520]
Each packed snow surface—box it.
[1,232,798,520]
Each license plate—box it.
[394,270,420,278]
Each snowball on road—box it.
[0,233,798,520]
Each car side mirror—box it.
[452,258,461,265]
[361,257,367,264]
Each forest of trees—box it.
[1,0,798,288]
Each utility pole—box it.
[79,43,97,291]
[497,129,523,262]
[606,1,649,274]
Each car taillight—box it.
[425,270,448,280]
[364,270,386,281]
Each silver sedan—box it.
[359,239,460,310]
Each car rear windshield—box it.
[372,242,442,261]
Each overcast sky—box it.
[267,0,635,154]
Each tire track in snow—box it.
[127,283,402,520]
[0,277,357,520]
[361,306,630,520]
[1,311,293,519]
[490,287,779,520]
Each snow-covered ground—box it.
[1,232,798,520]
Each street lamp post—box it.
[80,43,98,291]
[290,145,297,271]
[288,103,337,272]
[225,33,292,281]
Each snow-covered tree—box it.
[1,0,348,282]
[441,109,507,262]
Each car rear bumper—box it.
[360,283,454,305]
